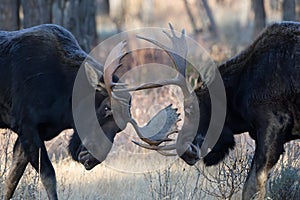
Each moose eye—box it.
[104,105,112,115]
[105,106,110,111]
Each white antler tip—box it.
[182,29,185,35]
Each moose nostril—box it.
[78,150,88,162]
[185,144,200,158]
[179,143,201,166]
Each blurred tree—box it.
[0,0,20,30]
[97,0,110,16]
[51,0,98,51]
[141,0,154,25]
[0,0,97,52]
[110,0,127,32]
[282,0,296,21]
[21,0,52,28]
[183,0,200,34]
[270,0,281,10]
[201,0,218,37]
[297,0,300,21]
[182,0,218,37]
[252,0,266,38]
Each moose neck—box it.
[216,51,253,134]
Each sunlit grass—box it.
[1,1,300,197]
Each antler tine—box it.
[142,23,187,77]
[157,151,177,156]
[113,79,179,92]
[132,140,177,156]
[162,23,174,39]
[103,40,128,98]
[132,140,176,151]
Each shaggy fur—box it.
[0,24,120,200]
[181,22,300,199]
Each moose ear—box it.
[84,62,103,89]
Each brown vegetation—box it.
[0,0,299,199]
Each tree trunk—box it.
[97,0,110,16]
[252,0,266,38]
[18,0,98,52]
[51,0,97,51]
[2,0,101,52]
[282,0,296,21]
[21,0,52,28]
[202,0,218,38]
[183,0,199,34]
[297,0,300,21]
[0,0,20,30]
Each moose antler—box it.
[103,40,128,99]
[102,24,198,156]
[103,24,200,158]
[125,23,200,157]
[102,39,180,155]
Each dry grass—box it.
[1,133,298,200]
[1,1,300,199]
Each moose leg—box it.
[27,140,58,200]
[17,124,58,200]
[242,153,257,199]
[243,109,290,199]
[4,138,29,200]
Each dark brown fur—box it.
[0,24,120,200]
[180,22,300,199]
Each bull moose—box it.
[0,24,179,200]
[122,22,300,199]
